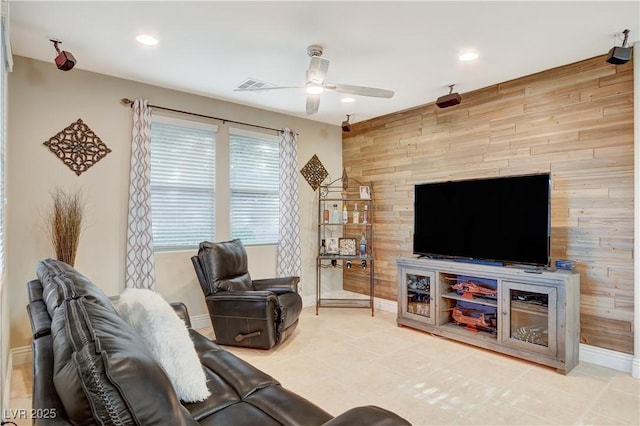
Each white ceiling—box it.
[8,1,640,126]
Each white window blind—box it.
[150,116,216,251]
[229,128,279,245]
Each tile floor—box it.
[9,307,640,425]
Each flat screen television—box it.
[413,173,551,266]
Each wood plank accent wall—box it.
[342,54,635,354]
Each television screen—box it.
[413,173,550,266]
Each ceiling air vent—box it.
[235,78,275,91]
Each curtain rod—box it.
[120,98,292,135]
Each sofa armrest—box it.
[322,406,411,426]
[27,279,45,302]
[252,276,300,294]
[27,300,52,339]
[206,291,279,318]
[170,302,192,328]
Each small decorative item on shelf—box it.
[359,233,367,257]
[341,168,349,199]
[352,203,359,224]
[555,259,576,271]
[342,204,348,224]
[362,205,368,224]
[326,237,340,254]
[359,186,371,200]
[331,204,340,223]
[339,238,357,256]
[323,207,330,223]
[512,326,546,345]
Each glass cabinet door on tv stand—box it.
[399,268,435,325]
[316,178,374,315]
[502,281,557,356]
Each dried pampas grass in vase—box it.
[48,188,85,267]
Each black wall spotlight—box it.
[341,114,352,132]
[606,29,632,65]
[50,39,77,71]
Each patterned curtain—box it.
[277,129,302,286]
[125,99,156,289]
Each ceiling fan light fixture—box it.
[305,84,324,95]
[239,44,393,115]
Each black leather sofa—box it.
[27,259,411,425]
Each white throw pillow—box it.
[115,288,210,403]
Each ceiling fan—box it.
[234,44,395,115]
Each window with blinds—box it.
[150,116,216,251]
[229,128,280,245]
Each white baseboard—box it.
[374,297,397,314]
[10,345,32,366]
[632,356,640,379]
[190,313,211,330]
[302,294,315,308]
[579,343,635,374]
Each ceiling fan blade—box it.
[307,56,329,83]
[306,94,320,115]
[324,83,395,98]
[234,85,302,92]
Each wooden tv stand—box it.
[396,257,580,374]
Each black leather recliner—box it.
[191,239,303,349]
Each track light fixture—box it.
[606,29,632,65]
[436,84,461,108]
[50,38,77,71]
[341,114,352,132]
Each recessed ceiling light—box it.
[341,97,355,103]
[136,34,159,46]
[459,51,479,62]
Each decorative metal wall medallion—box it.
[300,154,328,191]
[43,118,112,176]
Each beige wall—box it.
[7,56,342,348]
[343,54,635,355]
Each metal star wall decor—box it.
[43,118,112,176]
[300,154,328,191]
